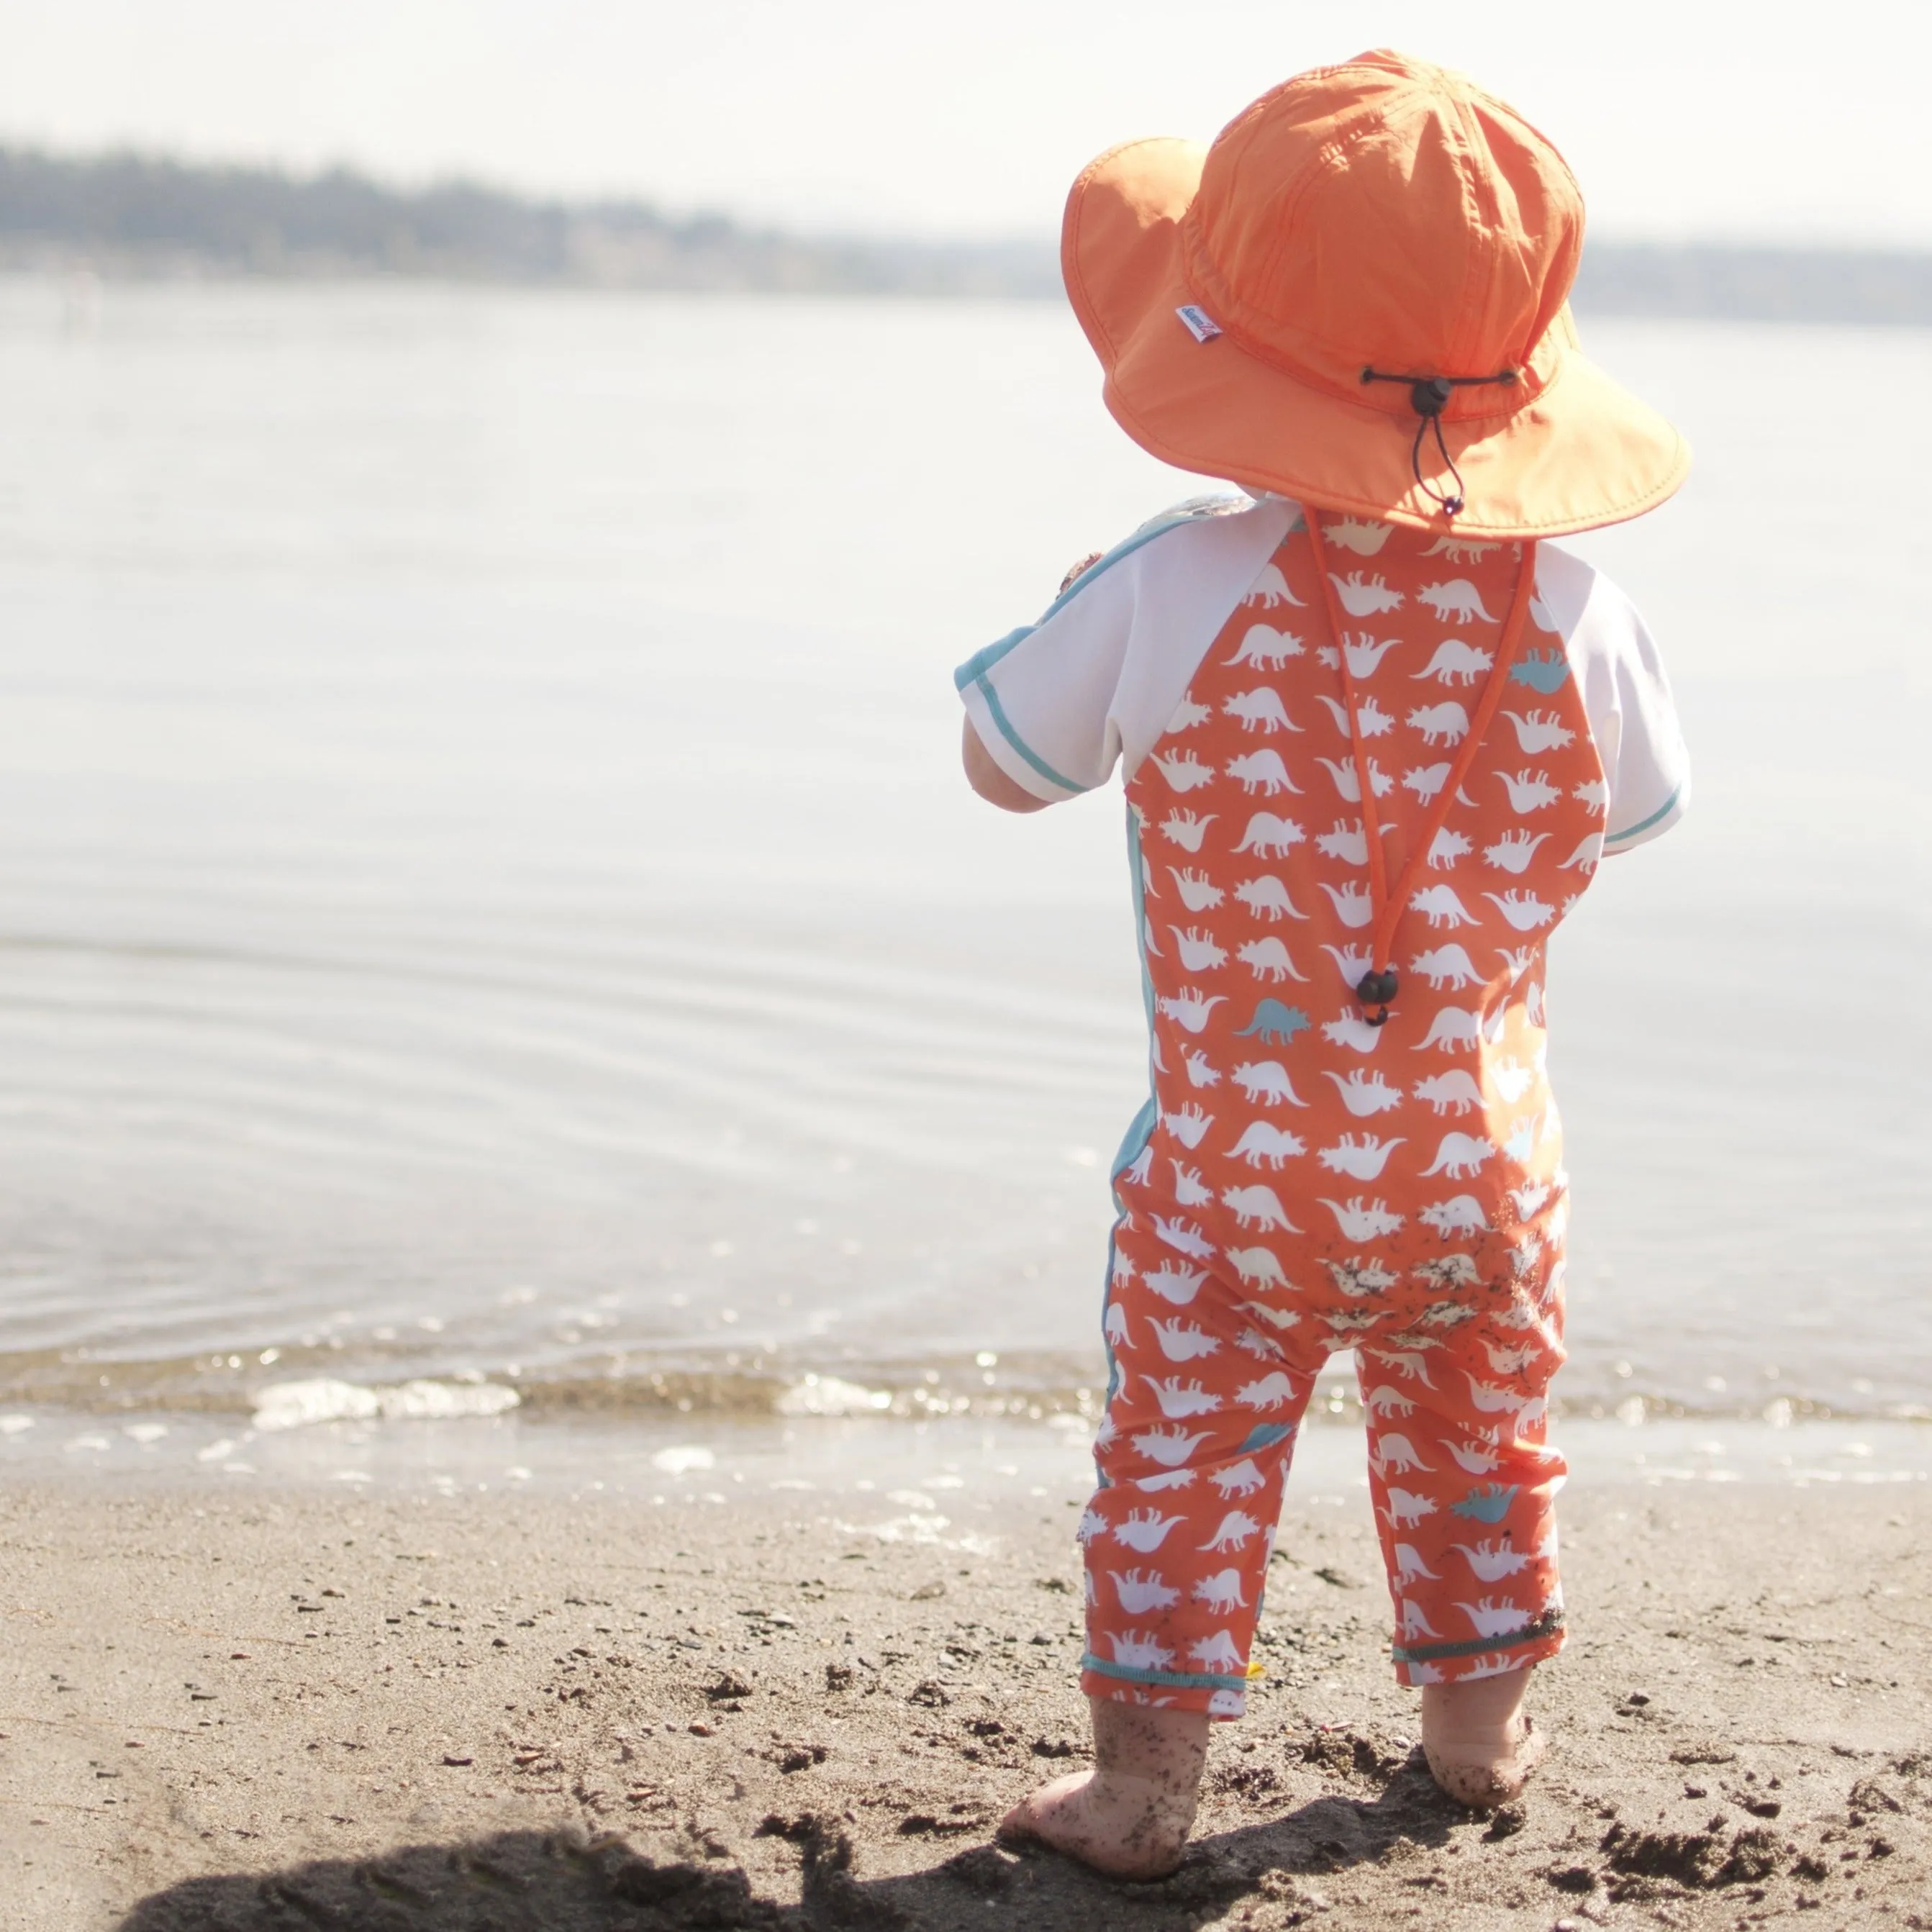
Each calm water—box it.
[0,278,1926,1448]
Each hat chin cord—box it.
[1359,367,1518,519]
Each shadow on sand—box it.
[115,1754,1475,1931]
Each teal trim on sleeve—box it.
[967,674,1086,796]
[953,626,1033,692]
[1391,1608,1564,1664]
[1081,1654,1250,1692]
[1604,782,1683,846]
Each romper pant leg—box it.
[1079,1207,1322,1718]
[1356,1296,1569,1687]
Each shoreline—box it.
[3,1471,1928,1929]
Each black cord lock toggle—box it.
[1356,966,1399,1025]
[1360,365,1518,520]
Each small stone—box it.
[689,1722,714,1737]
[442,1754,472,1767]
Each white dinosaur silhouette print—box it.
[1495,769,1560,812]
[1120,1143,1153,1186]
[1501,1112,1543,1164]
[1559,832,1602,872]
[1180,1048,1222,1089]
[1528,591,1559,632]
[1232,1061,1307,1107]
[1220,1184,1297,1233]
[1322,1194,1405,1241]
[1240,1300,1302,1333]
[1321,1013,1385,1053]
[1225,622,1303,668]
[1366,1348,1436,1387]
[1191,1630,1247,1671]
[1233,813,1306,857]
[1111,1510,1184,1553]
[1315,755,1394,800]
[1427,827,1473,869]
[1402,761,1453,803]
[1199,1510,1262,1551]
[1572,778,1610,811]
[1455,1541,1533,1582]
[1210,1459,1268,1497]
[1136,1466,1197,1491]
[1320,943,1374,987]
[1151,1213,1215,1258]
[1243,563,1302,608]
[1156,989,1225,1035]
[1323,1069,1404,1117]
[1159,1104,1213,1149]
[1394,1543,1441,1583]
[1103,1302,1130,1349]
[1134,1423,1212,1466]
[1444,1438,1502,1475]
[1158,808,1215,852]
[1367,1386,1417,1418]
[1483,889,1555,931]
[1412,1069,1484,1114]
[1237,1371,1298,1408]
[1166,697,1212,733]
[1382,1488,1437,1529]
[1111,1569,1180,1613]
[1226,749,1302,796]
[1165,866,1225,911]
[1318,880,1375,928]
[1108,1630,1178,1669]
[1143,1261,1207,1306]
[1501,709,1574,753]
[1415,1251,1482,1287]
[1152,750,1215,793]
[1483,1341,1541,1377]
[1340,632,1402,677]
[1422,1133,1496,1179]
[1325,517,1393,556]
[1236,1325,1287,1360]
[1423,535,1498,564]
[1399,1600,1443,1641]
[1417,579,1495,622]
[1464,1373,1534,1416]
[1167,927,1228,971]
[1315,692,1394,736]
[1456,1598,1528,1639]
[1167,1161,1213,1207]
[1150,1318,1220,1362]
[1509,1179,1552,1219]
[1328,1254,1398,1295]
[1410,883,1477,928]
[1225,1246,1289,1290]
[1187,1567,1248,1616]
[1523,979,1546,1025]
[1412,639,1493,685]
[1490,1057,1534,1102]
[1328,571,1405,616]
[1317,1133,1404,1178]
[1409,945,1481,991]
[1223,687,1298,733]
[1407,700,1471,745]
[1484,829,1550,874]
[1237,937,1306,983]
[1233,874,1307,922]
[1076,1507,1109,1545]
[1314,818,1372,864]
[1227,1122,1305,1169]
[1417,1194,1490,1236]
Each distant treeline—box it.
[4,145,1929,324]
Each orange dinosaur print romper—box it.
[956,492,1688,1716]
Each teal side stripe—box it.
[1605,783,1682,845]
[1081,1654,1249,1692]
[969,674,1086,795]
[1391,1609,1564,1664]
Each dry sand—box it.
[2,1475,1928,1931]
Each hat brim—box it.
[1063,137,1690,540]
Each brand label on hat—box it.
[1175,304,1223,343]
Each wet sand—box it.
[2,1477,1928,1931]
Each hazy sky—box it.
[3,0,1927,245]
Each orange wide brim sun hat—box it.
[1061,49,1690,540]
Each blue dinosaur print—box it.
[1238,1423,1296,1453]
[1509,647,1570,694]
[1233,1000,1311,1045]
[1451,1483,1520,1523]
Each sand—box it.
[2,1475,1928,1931]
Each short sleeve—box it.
[954,495,1296,804]
[1535,547,1690,853]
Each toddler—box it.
[956,50,1690,1878]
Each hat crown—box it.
[1186,50,1583,411]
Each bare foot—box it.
[1420,1666,1548,1808]
[997,1698,1208,1879]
